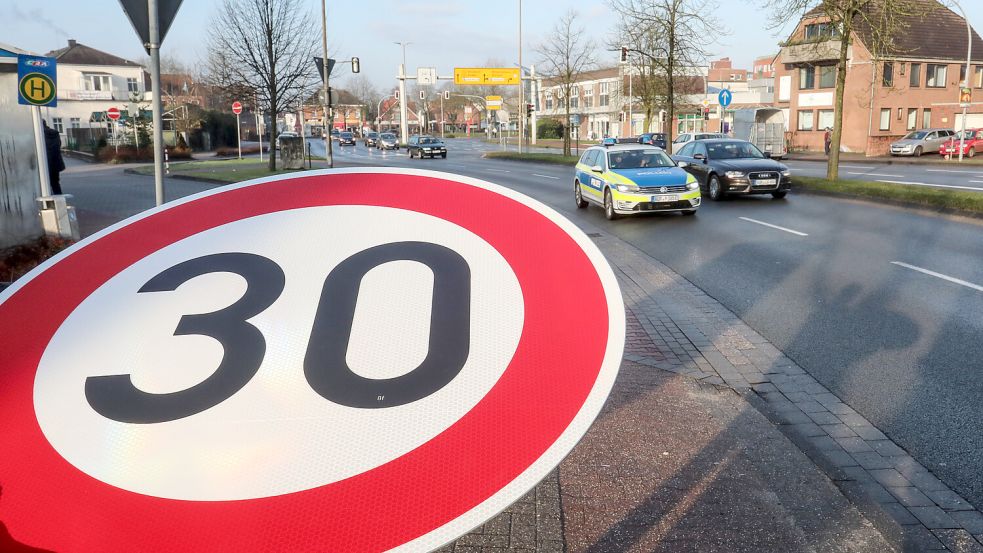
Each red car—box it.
[939,128,983,157]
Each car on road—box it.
[330,128,341,141]
[671,139,791,201]
[377,132,399,150]
[939,128,983,157]
[639,133,668,149]
[363,132,380,147]
[672,132,726,152]
[574,144,701,220]
[407,135,447,158]
[890,128,955,156]
[338,131,356,146]
[275,131,298,151]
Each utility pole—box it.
[396,42,411,145]
[952,0,972,162]
[530,64,537,145]
[148,0,165,206]
[517,0,524,153]
[320,0,333,167]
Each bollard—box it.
[164,148,170,174]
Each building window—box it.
[907,108,917,130]
[922,108,932,128]
[797,110,814,131]
[583,87,593,108]
[70,117,81,129]
[84,74,111,91]
[599,82,610,107]
[879,108,891,131]
[819,65,836,88]
[545,92,553,110]
[569,87,579,109]
[883,62,894,87]
[926,64,947,88]
[127,78,139,93]
[52,118,63,133]
[817,109,834,130]
[910,63,921,87]
[804,22,840,40]
[799,66,815,90]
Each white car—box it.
[672,132,726,152]
[276,131,298,150]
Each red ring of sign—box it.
[0,172,611,552]
[106,107,121,121]
[232,101,243,114]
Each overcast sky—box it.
[3,0,982,93]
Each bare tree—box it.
[609,0,722,153]
[762,0,932,178]
[345,74,380,122]
[205,0,317,170]
[537,11,597,156]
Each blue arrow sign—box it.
[718,88,732,108]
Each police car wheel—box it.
[708,175,725,201]
[575,181,587,208]
[604,189,619,220]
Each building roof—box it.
[805,0,983,62]
[45,39,143,67]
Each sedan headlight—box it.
[724,171,746,179]
[781,169,791,177]
[615,184,638,192]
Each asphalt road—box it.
[324,138,983,509]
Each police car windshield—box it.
[607,150,674,169]
[706,141,766,159]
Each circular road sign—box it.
[18,72,56,106]
[107,107,121,121]
[0,168,624,552]
[232,100,243,115]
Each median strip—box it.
[738,217,808,236]
[875,179,983,191]
[794,176,983,216]
[891,261,983,293]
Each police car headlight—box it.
[725,171,746,179]
[616,184,638,192]
[686,181,699,190]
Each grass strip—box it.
[483,152,579,165]
[794,176,983,215]
[131,158,309,183]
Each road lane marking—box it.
[926,169,983,175]
[738,217,808,236]
[532,174,560,179]
[485,168,510,173]
[848,172,904,177]
[891,262,983,293]
[839,165,876,169]
[876,179,983,191]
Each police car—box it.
[574,144,701,219]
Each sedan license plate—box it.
[652,194,678,202]
[753,179,777,186]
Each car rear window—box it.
[341,132,353,138]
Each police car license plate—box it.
[753,179,777,186]
[652,194,678,202]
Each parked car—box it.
[338,131,356,146]
[639,133,668,149]
[363,131,380,147]
[275,131,298,151]
[407,135,447,158]
[377,132,399,150]
[890,129,955,156]
[574,144,700,219]
[939,128,983,157]
[330,128,341,141]
[672,139,791,201]
[672,132,727,151]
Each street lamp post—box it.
[518,0,524,153]
[952,0,973,162]
[320,0,333,168]
[395,41,411,145]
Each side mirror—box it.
[677,161,690,168]
[591,165,603,173]
[694,153,706,162]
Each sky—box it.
[3,0,983,93]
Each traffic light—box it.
[394,90,399,100]
[620,47,628,64]
[419,90,425,100]
[526,103,534,117]
[618,111,625,122]
[703,108,710,121]
[351,57,360,74]
[444,90,451,101]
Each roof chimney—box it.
[68,39,77,48]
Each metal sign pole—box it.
[237,112,241,159]
[148,0,165,206]
[320,0,333,167]
[32,106,52,197]
[258,108,263,163]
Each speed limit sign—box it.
[0,169,624,551]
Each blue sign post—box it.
[18,55,58,198]
[717,89,732,135]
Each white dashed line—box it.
[848,172,904,177]
[839,165,876,169]
[738,217,808,236]
[485,168,510,173]
[532,174,560,179]
[926,168,983,175]
[876,179,983,191]
[891,262,983,292]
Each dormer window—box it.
[84,74,112,91]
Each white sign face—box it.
[417,67,438,86]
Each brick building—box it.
[774,0,983,155]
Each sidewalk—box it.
[442,230,983,552]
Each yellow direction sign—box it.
[486,96,503,110]
[455,67,521,86]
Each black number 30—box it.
[84,242,471,424]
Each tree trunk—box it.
[268,89,277,172]
[828,14,853,180]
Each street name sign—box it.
[454,67,521,86]
[17,55,57,107]
[718,88,733,108]
[0,169,624,552]
[118,0,184,52]
[232,101,243,115]
[107,107,121,121]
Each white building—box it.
[42,40,150,147]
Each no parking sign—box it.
[0,169,624,551]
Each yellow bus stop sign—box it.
[17,55,58,107]
[19,73,56,106]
